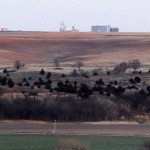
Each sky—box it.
[0,0,150,32]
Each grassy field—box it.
[0,31,150,69]
[0,135,149,150]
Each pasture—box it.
[0,134,149,150]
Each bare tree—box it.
[14,60,25,69]
[113,62,128,74]
[73,61,84,71]
[54,58,60,68]
[131,59,141,71]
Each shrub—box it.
[62,73,67,77]
[93,72,98,76]
[107,71,111,75]
[46,72,51,78]
[106,92,111,97]
[40,68,45,75]
[114,80,118,85]
[17,82,23,86]
[1,77,7,86]
[39,77,45,85]
[46,80,52,84]
[70,69,79,77]
[139,89,147,96]
[147,86,150,94]
[37,85,41,88]
[134,76,141,83]
[7,78,15,88]
[25,82,30,87]
[141,141,150,150]
[96,79,104,85]
[55,138,90,150]
[3,68,8,74]
[78,83,92,98]
[91,67,103,75]
[22,78,27,83]
[28,77,32,80]
[129,78,135,84]
[113,62,128,74]
[84,75,89,78]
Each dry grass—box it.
[0,32,150,70]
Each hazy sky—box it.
[0,0,150,32]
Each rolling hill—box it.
[0,31,150,68]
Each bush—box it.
[93,72,98,76]
[91,67,103,75]
[114,80,118,85]
[55,138,90,150]
[46,72,51,78]
[17,82,23,86]
[113,62,128,74]
[62,73,67,77]
[129,78,135,84]
[40,68,45,75]
[25,82,30,87]
[1,77,7,86]
[22,78,27,83]
[70,69,79,77]
[3,68,8,74]
[28,77,32,80]
[78,83,92,98]
[8,78,15,88]
[141,141,150,150]
[134,76,141,83]
[107,71,111,75]
[96,79,104,85]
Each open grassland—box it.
[0,135,149,150]
[0,31,150,70]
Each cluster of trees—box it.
[0,58,150,121]
[0,96,118,121]
[1,66,150,100]
[0,76,15,88]
[113,59,141,74]
[0,87,149,121]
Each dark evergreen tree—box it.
[3,68,8,74]
[1,76,7,86]
[134,76,141,83]
[8,78,15,88]
[46,72,51,78]
[40,68,45,75]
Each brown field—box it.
[0,31,150,70]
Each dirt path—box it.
[0,121,150,136]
